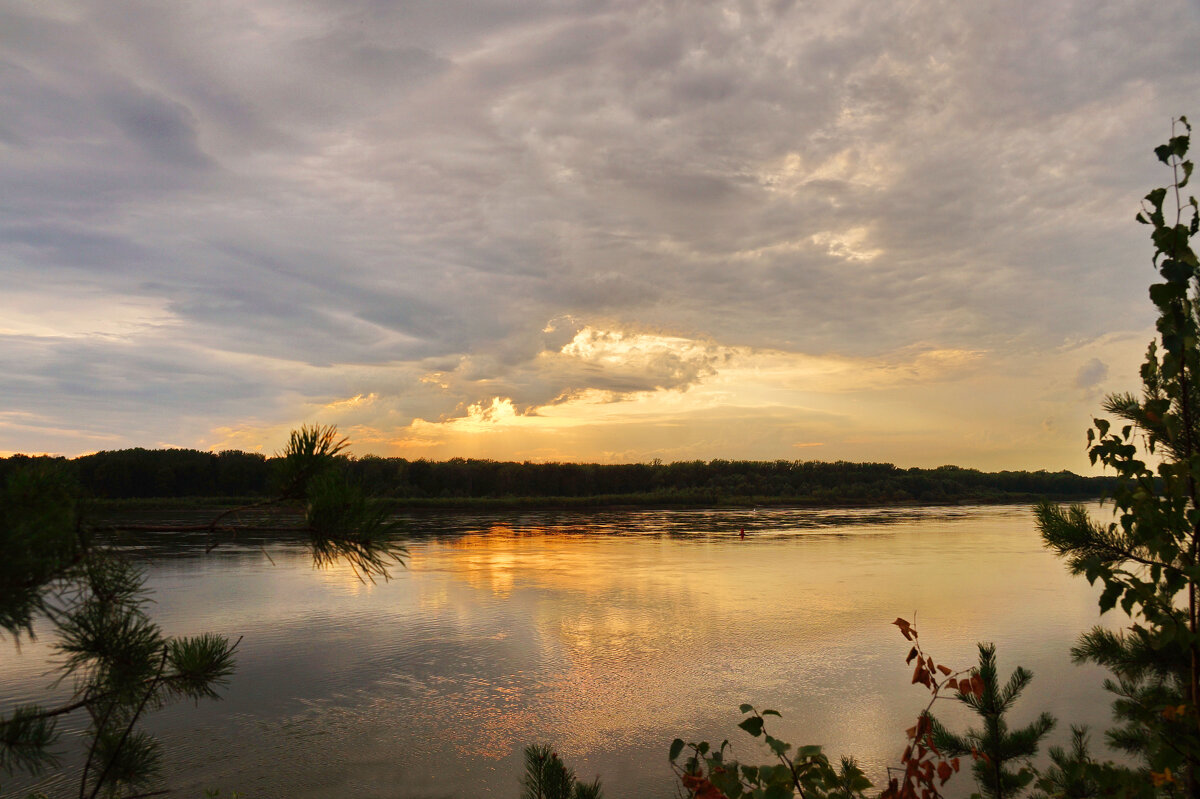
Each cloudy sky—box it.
[2,0,1197,470]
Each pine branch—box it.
[87,646,169,799]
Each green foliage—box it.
[1038,116,1200,792]
[276,423,348,499]
[668,706,871,799]
[165,633,240,702]
[305,470,408,581]
[520,744,603,799]
[1028,726,1155,799]
[55,556,164,701]
[262,424,408,580]
[929,643,1055,799]
[0,550,240,799]
[1064,626,1183,770]
[0,463,81,638]
[0,707,57,777]
[90,726,162,796]
[0,425,408,798]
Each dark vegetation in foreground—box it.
[0,449,1111,508]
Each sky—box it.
[1,0,1198,471]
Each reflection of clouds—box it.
[415,584,453,614]
[442,530,526,598]
[415,505,1125,773]
[2,505,1129,796]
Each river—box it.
[1,503,1124,798]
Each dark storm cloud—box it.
[1,0,1197,452]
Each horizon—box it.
[3,2,1199,472]
[0,442,1105,476]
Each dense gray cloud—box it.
[1,0,1197,457]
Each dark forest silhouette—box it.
[1,448,1111,506]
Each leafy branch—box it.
[880,617,973,799]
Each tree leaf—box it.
[738,716,764,737]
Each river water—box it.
[2,503,1125,798]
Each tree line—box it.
[0,449,1112,505]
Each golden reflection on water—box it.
[1,505,1123,799]
[398,507,1118,786]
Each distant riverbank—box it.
[5,448,1113,510]
[87,489,1105,515]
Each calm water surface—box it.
[2,504,1123,798]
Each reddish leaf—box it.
[680,774,724,799]
[937,664,952,675]
[894,618,913,640]
[906,647,919,664]
[946,678,958,691]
